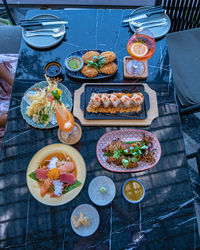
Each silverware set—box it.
[20,18,67,38]
[123,5,168,30]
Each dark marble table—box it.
[0,9,199,250]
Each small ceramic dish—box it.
[65,56,84,72]
[122,178,145,204]
[71,204,100,237]
[45,61,62,78]
[88,176,116,206]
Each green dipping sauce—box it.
[67,58,82,70]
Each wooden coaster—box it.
[57,123,82,145]
[73,83,158,127]
[123,56,148,79]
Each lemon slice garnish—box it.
[131,42,148,58]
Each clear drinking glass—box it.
[127,29,155,75]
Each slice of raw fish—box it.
[35,169,48,180]
[58,161,75,173]
[40,178,53,197]
[60,173,75,184]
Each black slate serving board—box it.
[80,84,150,120]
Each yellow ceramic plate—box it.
[26,144,86,206]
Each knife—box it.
[21,21,68,27]
[123,9,166,23]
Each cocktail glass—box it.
[127,29,155,76]
[55,102,81,145]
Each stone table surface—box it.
[0,8,199,250]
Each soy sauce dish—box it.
[65,56,84,72]
[45,61,62,78]
[122,178,145,204]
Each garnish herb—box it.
[38,106,52,123]
[51,88,62,103]
[29,171,38,182]
[113,150,121,159]
[62,180,82,194]
[103,151,112,157]
[87,55,106,71]
[122,158,129,168]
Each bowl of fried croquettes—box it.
[65,50,117,79]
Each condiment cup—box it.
[122,178,145,204]
[65,56,84,72]
[45,61,62,78]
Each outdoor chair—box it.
[187,149,200,174]
[156,0,200,32]
[166,28,200,115]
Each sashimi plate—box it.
[20,81,72,129]
[26,144,86,206]
[96,129,161,173]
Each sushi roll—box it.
[120,95,131,108]
[90,93,101,108]
[101,94,111,108]
[131,93,144,107]
[110,94,120,108]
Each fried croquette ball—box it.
[100,51,116,64]
[100,62,117,75]
[81,65,99,78]
[82,51,100,64]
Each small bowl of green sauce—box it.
[65,56,84,72]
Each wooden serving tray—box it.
[123,56,148,79]
[73,83,158,126]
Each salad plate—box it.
[20,81,72,129]
[96,129,161,173]
[26,144,86,206]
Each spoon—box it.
[25,27,61,33]
[131,18,167,28]
[24,30,65,38]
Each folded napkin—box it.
[166,28,200,106]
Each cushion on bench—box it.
[167,28,200,106]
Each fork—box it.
[24,30,65,38]
[25,27,61,33]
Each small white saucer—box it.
[71,204,99,237]
[88,176,116,206]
